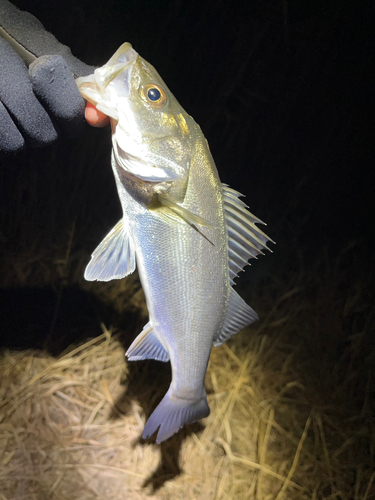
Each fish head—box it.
[77,43,194,184]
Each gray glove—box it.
[0,0,95,153]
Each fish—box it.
[76,43,273,443]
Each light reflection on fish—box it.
[76,44,273,443]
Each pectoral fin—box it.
[126,323,169,362]
[84,219,136,282]
[158,196,216,228]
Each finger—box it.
[0,101,24,153]
[85,101,110,128]
[29,55,86,138]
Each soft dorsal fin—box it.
[222,184,274,285]
[126,322,170,362]
[84,219,136,282]
[213,288,258,347]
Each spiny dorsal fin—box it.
[222,184,274,285]
[126,322,170,362]
[213,288,258,347]
[84,219,136,282]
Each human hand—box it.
[0,0,96,154]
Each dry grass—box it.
[1,242,374,499]
[0,324,307,500]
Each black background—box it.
[6,0,375,248]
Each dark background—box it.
[6,0,375,246]
[0,0,374,351]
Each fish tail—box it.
[142,389,210,443]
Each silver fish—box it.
[76,43,273,443]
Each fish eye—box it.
[148,87,161,101]
[140,83,167,108]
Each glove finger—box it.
[0,101,24,153]
[29,55,86,138]
[0,38,57,148]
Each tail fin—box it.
[142,389,210,443]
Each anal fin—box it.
[213,288,258,347]
[126,323,169,362]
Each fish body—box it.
[77,44,272,443]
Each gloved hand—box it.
[0,0,96,154]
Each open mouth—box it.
[76,43,138,119]
[95,43,138,94]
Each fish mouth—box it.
[76,43,138,119]
[94,43,138,94]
